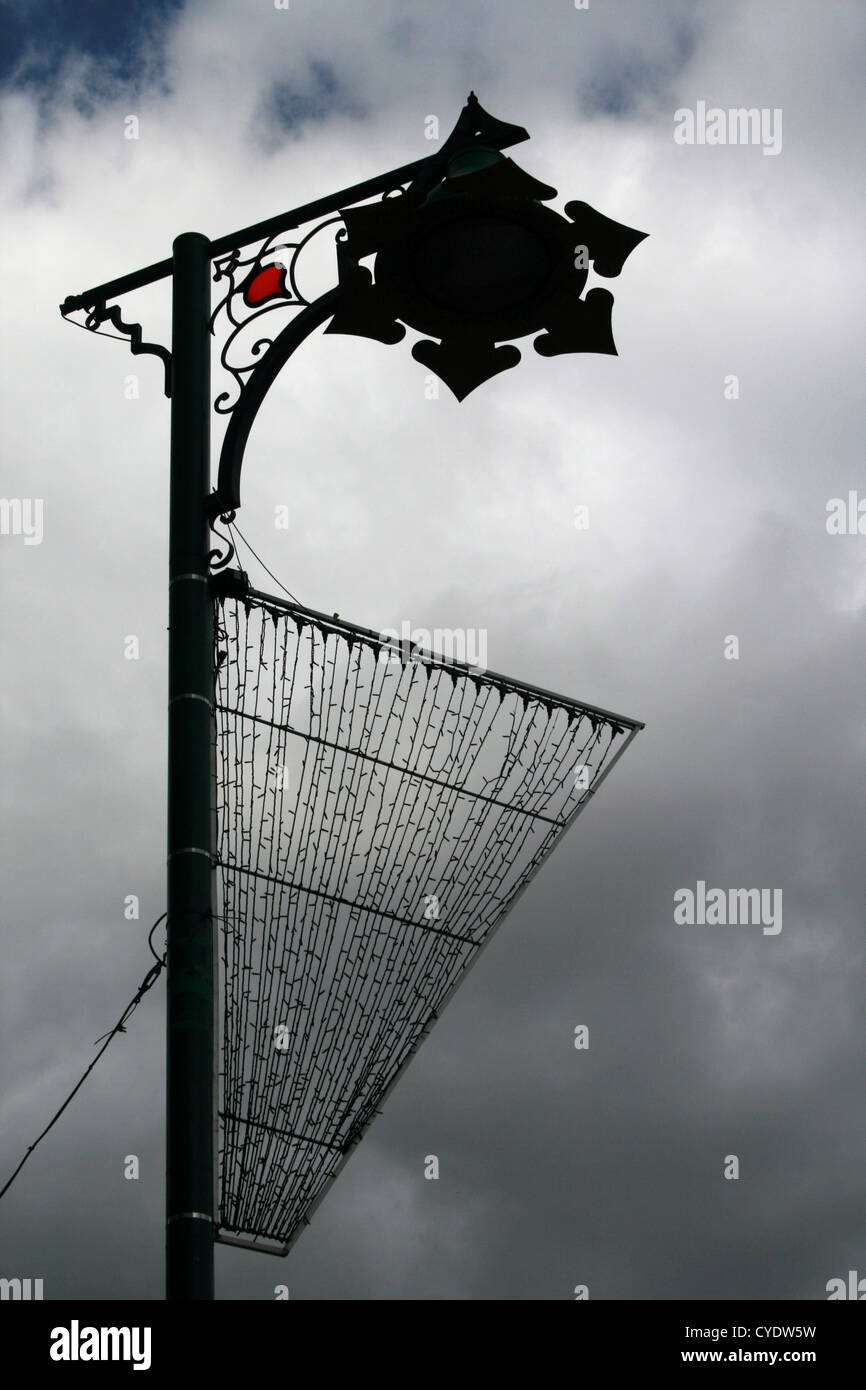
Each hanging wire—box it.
[227,518,300,603]
[61,316,130,343]
[0,914,167,1203]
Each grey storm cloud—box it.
[0,0,864,1299]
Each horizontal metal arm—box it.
[59,151,442,315]
[58,92,532,317]
[238,582,647,732]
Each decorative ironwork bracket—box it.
[59,92,647,528]
[206,287,345,523]
[207,508,237,571]
[59,298,172,397]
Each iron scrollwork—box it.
[208,178,416,421]
[210,212,365,417]
[207,508,237,572]
[204,184,414,529]
[59,94,646,555]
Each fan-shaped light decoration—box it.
[212,580,643,1253]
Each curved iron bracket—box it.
[60,300,173,397]
[206,285,345,521]
[207,509,237,571]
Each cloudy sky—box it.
[1,0,864,1301]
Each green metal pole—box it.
[166,231,215,1301]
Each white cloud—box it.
[1,0,864,1299]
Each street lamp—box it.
[59,92,645,1302]
[329,133,646,400]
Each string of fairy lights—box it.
[212,587,639,1250]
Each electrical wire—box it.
[227,517,300,603]
[61,315,131,343]
[0,913,167,1203]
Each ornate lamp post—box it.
[60,93,645,1301]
